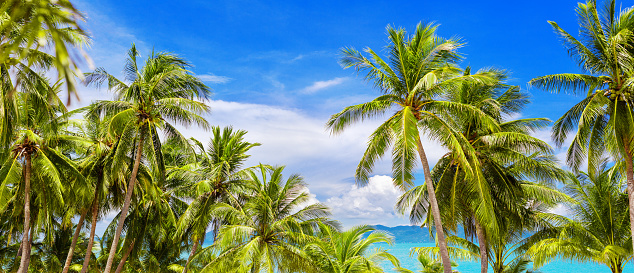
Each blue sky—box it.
[72,0,634,229]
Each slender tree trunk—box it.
[104,134,145,273]
[16,240,22,258]
[62,210,87,273]
[17,153,32,273]
[415,136,452,273]
[624,143,634,254]
[212,218,220,241]
[182,239,200,273]
[114,240,135,273]
[80,198,100,273]
[475,219,488,273]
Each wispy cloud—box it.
[198,74,233,84]
[289,54,304,63]
[302,77,348,94]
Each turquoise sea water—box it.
[380,243,633,273]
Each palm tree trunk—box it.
[16,240,22,258]
[17,153,32,273]
[80,198,100,273]
[104,134,145,273]
[182,239,200,273]
[62,210,87,273]
[415,136,452,273]
[475,219,488,273]
[625,144,634,254]
[212,218,220,241]
[114,240,135,273]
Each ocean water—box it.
[379,243,633,273]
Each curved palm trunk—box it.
[104,135,145,273]
[625,145,634,254]
[475,219,488,273]
[62,210,87,273]
[416,137,452,273]
[80,197,100,273]
[17,153,31,273]
[114,240,135,273]
[182,239,200,273]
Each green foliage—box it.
[196,165,335,273]
[525,166,632,273]
[1,0,91,103]
[304,223,399,273]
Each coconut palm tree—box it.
[303,223,399,273]
[108,175,188,273]
[525,165,632,273]
[529,0,634,251]
[398,68,567,273]
[173,126,260,273]
[84,44,212,272]
[56,109,125,273]
[0,78,84,273]
[199,165,334,273]
[394,251,459,273]
[328,22,500,273]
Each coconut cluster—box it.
[602,88,632,101]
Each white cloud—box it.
[264,74,285,90]
[325,175,408,227]
[547,203,571,217]
[198,74,233,84]
[289,54,304,63]
[181,100,448,199]
[302,77,347,94]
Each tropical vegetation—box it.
[1,0,634,272]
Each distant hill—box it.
[371,225,434,243]
[203,225,463,245]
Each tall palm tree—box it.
[414,205,549,273]
[303,223,399,273]
[0,79,84,273]
[529,0,634,251]
[109,174,187,273]
[200,165,334,273]
[57,110,123,273]
[525,165,632,273]
[173,126,260,273]
[398,68,567,273]
[327,22,499,273]
[84,44,212,272]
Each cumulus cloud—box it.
[302,77,347,94]
[325,175,408,227]
[181,100,448,198]
[198,74,233,84]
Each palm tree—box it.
[327,22,499,273]
[529,0,634,251]
[109,175,187,273]
[398,68,567,273]
[394,251,459,273]
[200,165,334,272]
[58,110,123,273]
[84,44,212,272]
[173,126,260,273]
[304,223,399,273]
[525,165,632,273]
[0,0,90,102]
[0,79,84,273]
